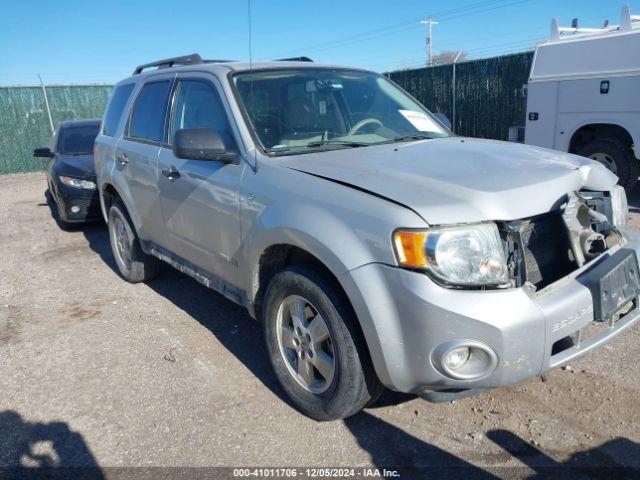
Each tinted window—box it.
[58,125,100,155]
[103,83,134,137]
[171,80,233,145]
[129,81,172,143]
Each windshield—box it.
[233,68,449,155]
[58,124,100,155]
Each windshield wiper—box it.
[265,139,371,156]
[390,134,439,142]
[305,139,370,148]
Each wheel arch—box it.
[252,241,384,393]
[99,181,141,233]
[249,237,354,321]
[568,122,637,159]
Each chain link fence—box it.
[388,51,533,140]
[0,85,112,174]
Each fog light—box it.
[443,347,470,371]
[433,340,499,380]
[70,206,80,214]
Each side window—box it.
[171,80,233,146]
[103,83,135,137]
[128,81,172,143]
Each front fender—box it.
[241,203,395,303]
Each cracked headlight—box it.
[393,223,509,287]
[611,185,628,229]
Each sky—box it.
[1,0,638,85]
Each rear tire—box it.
[108,200,161,283]
[263,265,382,421]
[577,139,639,193]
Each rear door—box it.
[116,75,175,248]
[157,74,244,284]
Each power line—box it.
[269,0,532,58]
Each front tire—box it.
[577,139,639,193]
[263,265,382,420]
[107,200,161,283]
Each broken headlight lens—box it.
[611,185,628,229]
[393,223,509,286]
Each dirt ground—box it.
[1,172,640,478]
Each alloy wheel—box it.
[111,213,132,269]
[276,295,336,394]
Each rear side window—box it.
[103,83,134,137]
[128,81,172,143]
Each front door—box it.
[157,76,244,284]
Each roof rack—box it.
[549,4,640,41]
[133,54,236,74]
[275,56,313,62]
[133,53,203,74]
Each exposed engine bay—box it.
[499,190,623,291]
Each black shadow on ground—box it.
[344,410,497,479]
[0,410,103,479]
[486,429,640,479]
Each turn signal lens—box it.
[393,223,509,286]
[393,231,427,267]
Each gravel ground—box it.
[1,172,640,478]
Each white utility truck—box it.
[524,5,640,192]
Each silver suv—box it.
[95,54,640,420]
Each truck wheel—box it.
[108,200,161,283]
[577,139,639,193]
[263,265,382,420]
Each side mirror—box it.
[33,147,54,158]
[174,128,237,163]
[433,112,452,130]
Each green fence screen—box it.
[0,52,533,175]
[388,51,533,140]
[0,85,112,174]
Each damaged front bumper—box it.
[340,230,640,397]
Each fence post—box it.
[451,51,463,133]
[37,74,54,134]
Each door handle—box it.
[116,152,128,166]
[161,165,181,181]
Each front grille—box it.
[501,212,577,289]
[71,197,98,209]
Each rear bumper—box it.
[340,233,640,394]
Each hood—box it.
[279,137,618,225]
[54,154,96,178]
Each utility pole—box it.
[420,18,439,67]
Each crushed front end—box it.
[342,186,640,398]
